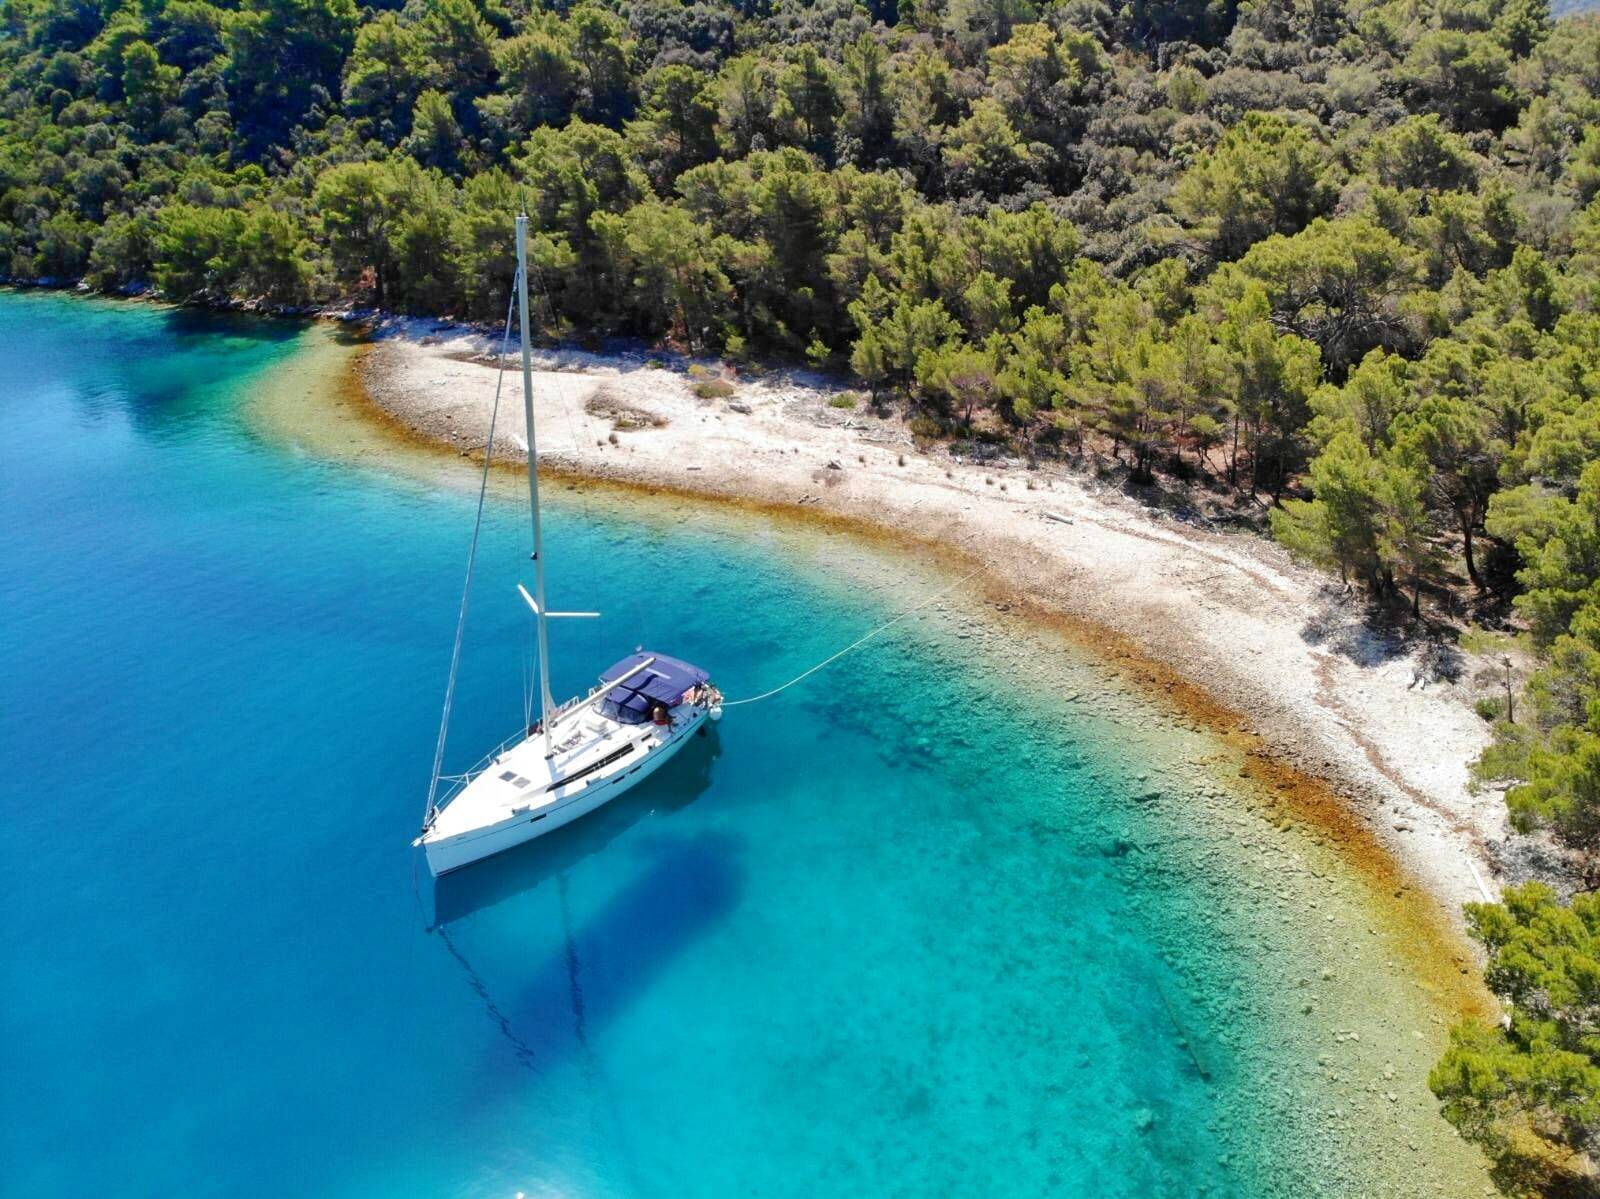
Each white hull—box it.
[422,704,709,875]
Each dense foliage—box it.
[1431,884,1600,1189]
[8,0,1600,1184]
[1,0,1595,460]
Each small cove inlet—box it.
[0,290,1490,1197]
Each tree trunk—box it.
[1462,516,1482,590]
[673,265,690,348]
[1412,575,1422,617]
[1249,420,1263,496]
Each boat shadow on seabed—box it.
[420,731,744,1077]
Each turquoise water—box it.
[0,292,1464,1197]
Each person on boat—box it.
[651,703,671,726]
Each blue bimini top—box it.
[599,652,710,724]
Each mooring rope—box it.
[722,566,983,707]
[421,277,520,832]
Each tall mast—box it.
[515,214,556,757]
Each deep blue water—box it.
[2,292,1317,1197]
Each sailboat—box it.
[415,214,722,877]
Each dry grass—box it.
[692,379,736,400]
[586,386,669,430]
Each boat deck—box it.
[426,700,693,841]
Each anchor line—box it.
[721,566,984,707]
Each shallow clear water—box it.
[0,292,1479,1198]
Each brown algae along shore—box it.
[252,324,1497,1192]
[354,323,1505,916]
[253,323,1504,985]
[258,322,1498,1191]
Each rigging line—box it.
[557,872,589,1048]
[527,254,557,335]
[529,260,606,667]
[722,565,985,707]
[524,617,537,729]
[421,276,520,831]
[556,872,653,1198]
[437,923,543,1073]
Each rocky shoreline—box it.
[341,321,1519,941]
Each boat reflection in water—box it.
[425,727,723,929]
[502,829,744,1070]
[423,730,739,1083]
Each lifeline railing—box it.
[429,693,586,812]
[426,663,657,819]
